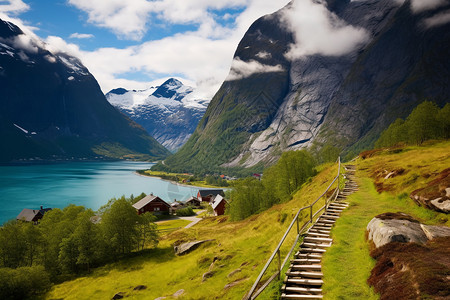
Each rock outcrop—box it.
[164,0,450,172]
[410,168,450,213]
[173,240,215,255]
[367,212,450,248]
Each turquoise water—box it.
[0,161,199,224]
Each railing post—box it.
[296,216,299,234]
[277,249,281,280]
[310,205,313,224]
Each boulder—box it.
[202,271,215,282]
[112,292,125,299]
[367,212,450,248]
[173,289,185,297]
[420,224,450,240]
[227,268,242,278]
[410,168,450,213]
[173,239,215,255]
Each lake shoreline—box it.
[134,172,206,189]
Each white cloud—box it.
[226,57,283,81]
[255,51,271,59]
[1,0,290,98]
[411,0,449,13]
[67,0,154,41]
[0,0,29,15]
[282,0,370,59]
[69,32,94,39]
[423,9,450,27]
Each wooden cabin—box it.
[132,195,171,215]
[16,206,52,223]
[211,195,227,216]
[197,189,225,203]
[186,196,201,207]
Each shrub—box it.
[176,207,195,216]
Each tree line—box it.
[376,101,450,148]
[0,195,158,299]
[226,150,318,221]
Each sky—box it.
[1,0,449,100]
[0,0,291,98]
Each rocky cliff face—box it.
[164,0,450,172]
[106,79,209,152]
[0,19,170,162]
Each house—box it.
[16,206,52,223]
[210,195,227,216]
[197,189,225,203]
[132,194,171,215]
[170,201,186,213]
[186,196,201,207]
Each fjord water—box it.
[0,161,198,224]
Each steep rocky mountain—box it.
[163,0,450,173]
[0,19,170,162]
[106,78,209,152]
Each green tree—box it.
[406,101,440,145]
[137,212,158,251]
[101,198,141,255]
[0,221,27,268]
[22,222,42,266]
[437,103,450,139]
[376,118,407,148]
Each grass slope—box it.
[47,141,449,299]
[322,141,450,299]
[47,163,339,299]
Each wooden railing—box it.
[243,157,341,300]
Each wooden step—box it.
[283,285,322,294]
[298,248,327,254]
[290,264,322,271]
[296,253,322,259]
[308,228,331,234]
[285,278,324,286]
[286,271,323,278]
[325,209,342,214]
[302,242,331,248]
[304,236,333,243]
[281,293,323,299]
[314,222,333,227]
[305,232,330,238]
[317,219,336,224]
[291,258,321,264]
[321,214,339,219]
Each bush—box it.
[176,207,195,216]
[376,101,449,148]
[0,266,51,299]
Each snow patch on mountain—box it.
[105,78,210,151]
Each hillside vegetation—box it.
[47,162,340,299]
[45,141,450,300]
[322,141,450,299]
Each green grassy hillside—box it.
[47,141,449,299]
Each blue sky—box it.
[0,0,289,98]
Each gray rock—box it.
[112,292,125,299]
[224,278,247,290]
[227,268,242,278]
[430,198,450,213]
[174,239,215,255]
[367,213,450,248]
[367,216,428,248]
[202,271,215,282]
[173,289,185,297]
[420,224,450,240]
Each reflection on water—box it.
[0,161,199,224]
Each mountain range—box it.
[106,78,209,152]
[0,19,170,162]
[161,0,450,173]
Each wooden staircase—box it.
[281,165,357,299]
